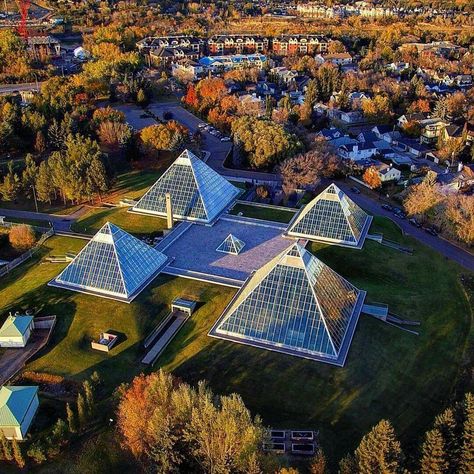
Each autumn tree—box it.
[445,195,474,245]
[12,437,25,469]
[310,448,328,474]
[9,224,36,251]
[363,166,382,189]
[183,83,199,109]
[459,392,474,473]
[1,161,20,201]
[354,419,403,474]
[140,121,188,157]
[420,429,447,474]
[404,172,443,221]
[279,139,345,195]
[361,95,393,123]
[195,77,229,113]
[66,403,77,434]
[98,121,132,149]
[117,371,265,473]
[231,116,302,169]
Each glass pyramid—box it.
[209,242,365,365]
[287,184,372,248]
[49,223,168,302]
[132,149,240,223]
[216,234,245,255]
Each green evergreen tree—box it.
[51,418,69,443]
[305,78,319,108]
[66,403,77,434]
[1,160,20,201]
[12,437,25,468]
[338,454,357,474]
[420,428,448,474]
[83,380,95,418]
[0,430,13,461]
[35,161,55,203]
[433,407,459,471]
[22,154,38,199]
[355,419,402,474]
[77,393,87,429]
[136,88,147,105]
[459,393,474,474]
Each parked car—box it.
[409,218,422,228]
[198,123,206,129]
[424,227,438,237]
[350,187,361,194]
[221,137,231,142]
[381,204,393,211]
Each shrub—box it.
[8,224,36,251]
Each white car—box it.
[220,137,231,142]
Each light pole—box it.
[31,185,39,213]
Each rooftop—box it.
[157,214,291,287]
[0,386,38,427]
[0,315,34,338]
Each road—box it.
[0,208,79,232]
[337,182,474,272]
[0,82,42,95]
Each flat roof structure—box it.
[286,183,372,249]
[156,215,291,287]
[49,222,169,303]
[209,242,366,366]
[131,149,240,224]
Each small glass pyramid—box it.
[287,183,372,248]
[132,149,240,224]
[209,242,365,365]
[49,222,168,302]
[216,234,245,255]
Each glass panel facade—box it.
[288,184,369,245]
[215,243,361,358]
[56,223,167,298]
[216,234,245,255]
[217,262,336,357]
[133,150,239,223]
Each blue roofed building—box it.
[0,386,39,440]
[0,315,34,348]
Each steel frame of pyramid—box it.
[286,184,372,249]
[216,234,246,255]
[48,223,169,303]
[209,242,366,366]
[130,150,241,224]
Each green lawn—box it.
[0,236,234,391]
[229,202,296,224]
[0,217,472,466]
[71,207,168,235]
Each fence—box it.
[0,227,55,278]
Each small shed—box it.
[0,315,34,348]
[171,298,197,316]
[0,386,39,440]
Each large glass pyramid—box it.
[287,184,372,249]
[49,223,168,302]
[216,234,245,255]
[209,242,365,365]
[131,149,240,224]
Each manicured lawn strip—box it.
[229,202,296,223]
[70,206,168,235]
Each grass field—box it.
[71,207,168,235]
[229,202,297,223]
[0,217,472,466]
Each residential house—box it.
[199,54,267,72]
[338,142,378,161]
[372,125,399,143]
[397,112,429,128]
[329,108,365,125]
[272,35,329,55]
[256,81,280,99]
[207,35,269,55]
[137,36,203,54]
[437,163,474,192]
[270,66,298,85]
[0,386,39,440]
[238,94,265,116]
[150,47,200,67]
[373,162,402,182]
[393,137,430,158]
[171,59,204,81]
[0,314,34,348]
[319,127,345,141]
[324,52,353,66]
[28,35,61,59]
[420,118,450,144]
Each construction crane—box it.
[16,0,31,39]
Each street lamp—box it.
[31,185,39,213]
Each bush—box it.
[8,224,36,251]
[27,441,47,464]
